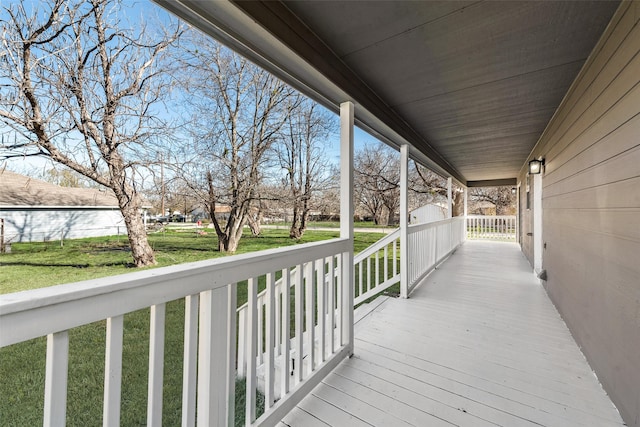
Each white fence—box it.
[0,238,353,427]
[467,215,517,241]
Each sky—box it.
[1,0,382,178]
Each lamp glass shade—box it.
[529,159,542,174]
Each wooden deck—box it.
[279,241,624,427]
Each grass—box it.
[0,228,371,294]
[0,228,383,426]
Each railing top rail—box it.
[408,216,463,233]
[353,228,400,264]
[466,215,516,219]
[0,238,350,347]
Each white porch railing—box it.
[0,238,353,427]
[235,229,401,386]
[467,215,517,241]
[353,229,401,305]
[0,216,469,426]
[407,217,466,294]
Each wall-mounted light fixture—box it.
[511,187,517,195]
[528,158,545,175]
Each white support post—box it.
[399,144,409,299]
[339,101,354,355]
[447,177,453,219]
[463,187,468,241]
[516,184,521,244]
[533,174,543,273]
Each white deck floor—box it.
[279,241,624,427]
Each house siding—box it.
[0,208,125,243]
[518,2,640,426]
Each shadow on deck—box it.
[279,241,624,427]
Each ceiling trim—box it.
[467,179,517,188]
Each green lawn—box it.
[0,229,383,426]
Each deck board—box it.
[281,241,625,427]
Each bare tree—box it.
[0,0,181,266]
[411,162,464,216]
[176,38,296,252]
[354,142,399,225]
[279,99,336,238]
[469,186,516,215]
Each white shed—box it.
[409,203,446,224]
[0,170,125,243]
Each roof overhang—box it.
[154,0,465,185]
[154,0,620,188]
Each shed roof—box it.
[0,170,119,208]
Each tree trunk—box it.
[385,206,395,226]
[452,192,465,217]
[248,212,262,236]
[223,218,245,252]
[289,200,302,239]
[376,208,389,226]
[116,191,156,267]
[299,199,309,236]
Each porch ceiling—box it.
[155,0,620,185]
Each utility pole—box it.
[160,153,165,216]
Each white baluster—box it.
[294,264,304,384]
[246,278,258,425]
[104,315,124,427]
[148,303,166,427]
[265,272,275,409]
[305,261,315,374]
[44,331,69,427]
[280,267,291,397]
[316,258,326,363]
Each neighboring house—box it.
[188,205,232,222]
[0,170,125,243]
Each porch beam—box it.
[467,178,517,187]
